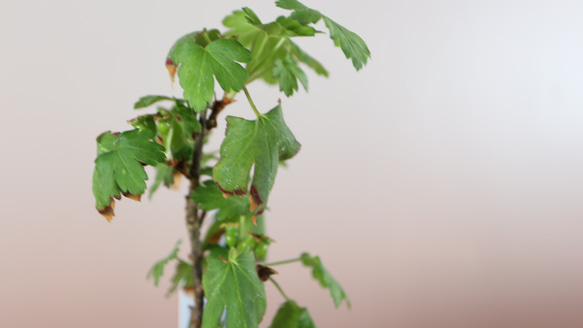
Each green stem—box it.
[269,277,290,302]
[243,87,261,117]
[239,215,251,243]
[263,257,301,267]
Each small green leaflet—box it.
[213,104,301,213]
[92,129,166,219]
[275,0,371,70]
[168,37,251,112]
[172,100,202,137]
[273,56,308,96]
[300,252,350,308]
[269,300,317,328]
[146,240,182,286]
[133,95,174,109]
[322,17,370,70]
[202,249,267,328]
[191,180,251,220]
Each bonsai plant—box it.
[91,1,370,327]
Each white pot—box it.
[178,288,195,328]
[178,289,225,328]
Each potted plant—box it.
[91,1,370,327]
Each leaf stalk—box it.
[263,257,302,267]
[243,87,262,117]
[269,277,291,302]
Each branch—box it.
[206,93,236,130]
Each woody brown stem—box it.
[185,95,235,327]
[185,109,207,328]
[206,93,235,130]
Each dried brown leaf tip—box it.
[98,200,115,222]
[165,58,177,83]
[171,171,182,190]
[256,265,278,282]
[123,192,142,202]
[249,185,264,213]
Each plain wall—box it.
[1,0,582,327]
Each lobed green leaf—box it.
[213,104,301,213]
[92,129,166,213]
[273,56,308,96]
[168,37,251,111]
[172,100,202,137]
[202,249,267,328]
[300,252,350,308]
[322,17,370,70]
[134,95,174,109]
[275,0,370,70]
[192,180,251,220]
[146,240,182,287]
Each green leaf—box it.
[165,114,193,161]
[92,129,166,215]
[147,240,181,287]
[275,0,370,70]
[134,95,174,109]
[129,114,157,134]
[168,37,251,111]
[192,180,251,220]
[223,11,262,47]
[202,249,267,328]
[270,300,317,328]
[242,7,262,25]
[168,259,194,295]
[172,100,202,137]
[273,56,308,96]
[322,17,370,70]
[213,104,301,213]
[300,253,350,308]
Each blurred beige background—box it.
[1,0,583,327]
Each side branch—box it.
[206,93,236,130]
